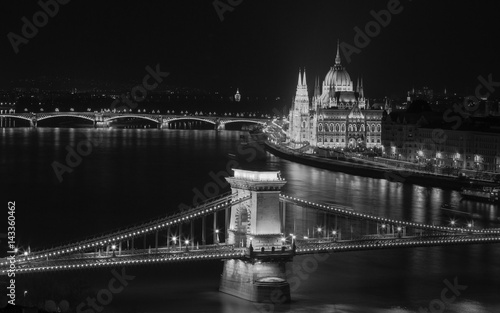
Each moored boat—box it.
[460,186,500,203]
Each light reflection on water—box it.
[1,128,499,313]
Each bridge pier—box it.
[219,258,291,303]
[215,119,225,131]
[95,121,109,128]
[220,169,292,303]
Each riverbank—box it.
[264,140,496,191]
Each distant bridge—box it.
[0,112,270,129]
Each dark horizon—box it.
[1,0,500,99]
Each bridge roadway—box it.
[2,194,500,275]
[3,232,500,274]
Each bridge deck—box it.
[2,194,500,275]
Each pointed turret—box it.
[359,76,365,99]
[293,67,309,113]
[314,76,321,98]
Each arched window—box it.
[360,124,365,132]
[377,124,381,132]
[302,121,306,128]
[348,124,353,132]
[366,124,371,132]
[341,124,345,132]
[318,123,323,131]
[336,123,340,132]
[329,123,334,132]
[353,124,357,132]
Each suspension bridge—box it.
[2,169,499,302]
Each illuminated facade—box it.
[288,42,383,149]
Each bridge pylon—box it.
[220,169,292,303]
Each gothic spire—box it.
[314,76,321,98]
[360,76,364,98]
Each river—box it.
[1,127,499,313]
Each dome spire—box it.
[335,39,341,65]
[302,67,307,86]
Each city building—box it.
[288,42,384,149]
[382,103,500,173]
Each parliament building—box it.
[288,42,384,149]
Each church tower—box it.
[289,68,311,146]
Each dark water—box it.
[1,128,499,313]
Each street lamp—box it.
[185,239,190,251]
[111,244,116,257]
[380,224,387,236]
[215,229,220,244]
[172,236,177,249]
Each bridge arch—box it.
[0,114,32,122]
[165,117,216,124]
[222,119,266,126]
[105,115,160,124]
[37,114,95,122]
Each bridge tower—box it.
[220,169,293,303]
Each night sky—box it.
[1,0,500,98]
